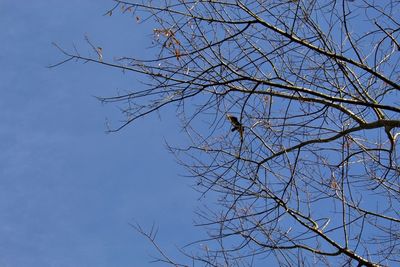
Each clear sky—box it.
[0,1,200,266]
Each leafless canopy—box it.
[55,0,400,266]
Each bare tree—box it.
[53,0,400,266]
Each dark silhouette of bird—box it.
[226,114,244,140]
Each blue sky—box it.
[0,1,200,266]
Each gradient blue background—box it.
[1,1,200,266]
